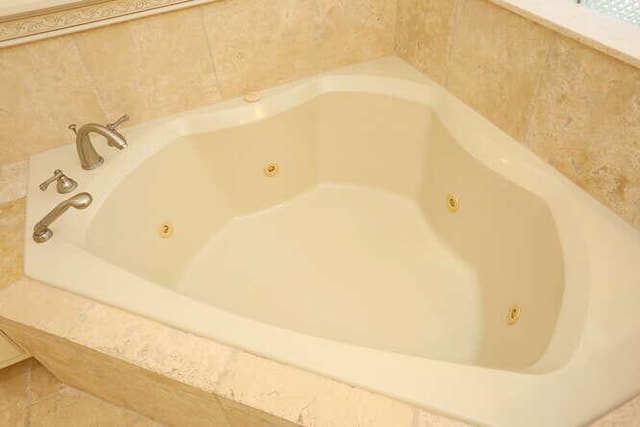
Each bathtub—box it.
[23,57,640,426]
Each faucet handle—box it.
[39,169,78,194]
[68,124,78,135]
[106,114,130,131]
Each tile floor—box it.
[0,358,162,426]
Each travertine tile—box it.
[28,386,157,427]
[202,0,322,99]
[65,303,234,391]
[215,351,415,427]
[28,359,64,401]
[0,198,25,290]
[416,409,475,426]
[2,324,231,427]
[0,359,29,411]
[222,402,298,427]
[0,160,28,204]
[0,402,27,426]
[395,0,457,84]
[318,0,396,70]
[0,279,93,336]
[524,37,640,229]
[0,358,160,426]
[220,398,300,427]
[446,0,553,139]
[590,394,640,426]
[73,7,220,126]
[0,357,160,426]
[0,35,105,166]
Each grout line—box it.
[25,358,34,405]
[315,0,329,76]
[197,4,224,102]
[70,33,112,122]
[520,31,556,144]
[212,349,239,389]
[315,0,327,75]
[444,0,463,88]
[391,0,401,55]
[61,302,96,339]
[411,406,420,427]
[215,394,234,427]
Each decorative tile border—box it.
[0,0,215,47]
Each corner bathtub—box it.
[24,57,640,426]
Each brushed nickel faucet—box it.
[70,114,129,170]
[33,192,93,243]
[39,169,77,194]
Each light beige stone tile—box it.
[215,351,414,427]
[28,386,156,427]
[590,394,640,426]
[65,304,234,391]
[523,37,640,229]
[222,402,298,427]
[395,0,457,84]
[220,398,300,427]
[0,198,25,290]
[446,0,553,139]
[0,359,29,411]
[0,402,27,427]
[0,279,94,336]
[0,36,106,166]
[416,408,475,426]
[73,7,220,126]
[318,0,396,70]
[28,360,64,401]
[202,0,322,99]
[3,324,231,427]
[0,160,28,204]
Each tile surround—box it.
[0,0,396,166]
[394,0,456,84]
[0,358,158,426]
[64,303,234,390]
[523,37,640,228]
[201,0,322,99]
[318,0,397,70]
[0,278,464,427]
[0,35,106,166]
[1,0,637,230]
[395,0,640,231]
[215,351,416,427]
[0,160,27,204]
[3,324,234,427]
[28,386,161,426]
[445,0,554,139]
[73,7,221,127]
[0,198,25,290]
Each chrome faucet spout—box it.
[33,192,93,243]
[74,114,129,170]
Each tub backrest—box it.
[418,113,565,370]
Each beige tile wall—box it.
[396,0,640,229]
[0,0,396,166]
[3,0,638,229]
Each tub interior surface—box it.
[86,91,565,371]
[180,184,480,363]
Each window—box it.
[578,0,640,25]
